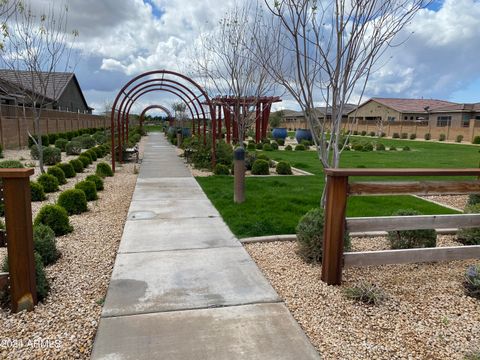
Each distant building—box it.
[280,104,357,130]
[0,70,93,114]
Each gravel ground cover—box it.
[0,140,143,359]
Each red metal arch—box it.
[140,105,172,119]
[110,70,216,172]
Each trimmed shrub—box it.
[464,264,480,299]
[276,138,285,146]
[473,136,480,144]
[69,159,84,173]
[262,143,273,151]
[285,144,293,151]
[43,147,61,165]
[353,130,358,135]
[256,153,270,162]
[361,130,367,136]
[75,180,98,201]
[30,144,45,160]
[251,159,269,175]
[41,135,49,146]
[389,146,397,151]
[424,133,431,140]
[276,161,292,175]
[271,142,279,150]
[245,152,257,171]
[403,146,411,151]
[468,194,480,206]
[392,132,400,138]
[34,204,73,236]
[78,155,91,168]
[65,141,82,155]
[439,133,446,141]
[247,142,256,151]
[55,138,68,152]
[401,132,408,139]
[376,143,386,151]
[85,175,104,191]
[363,143,374,152]
[93,146,105,158]
[96,162,113,177]
[92,133,106,144]
[30,181,46,201]
[57,162,76,178]
[2,252,50,301]
[344,282,387,305]
[369,131,376,137]
[456,135,464,143]
[295,144,306,151]
[47,166,66,185]
[37,173,59,193]
[380,132,386,137]
[215,141,233,167]
[457,204,480,245]
[33,224,60,266]
[214,163,230,175]
[85,149,97,161]
[296,207,350,263]
[79,136,96,149]
[255,142,263,150]
[48,133,58,144]
[352,143,364,151]
[0,160,23,168]
[387,209,436,249]
[58,189,88,215]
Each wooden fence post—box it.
[2,168,37,312]
[321,172,348,285]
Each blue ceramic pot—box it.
[182,127,191,138]
[295,128,312,143]
[272,127,287,140]
[167,126,176,136]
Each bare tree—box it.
[0,0,78,172]
[191,2,277,146]
[256,0,430,203]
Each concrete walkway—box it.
[91,133,320,359]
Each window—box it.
[410,116,414,120]
[387,116,396,122]
[436,116,451,127]
[404,116,408,120]
[462,115,471,128]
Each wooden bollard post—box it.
[234,147,245,204]
[2,168,37,312]
[321,172,348,285]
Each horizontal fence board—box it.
[0,272,8,290]
[344,245,480,267]
[348,180,480,196]
[346,214,480,232]
[325,168,480,177]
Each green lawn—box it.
[144,125,164,132]
[196,137,477,238]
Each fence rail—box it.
[322,168,480,285]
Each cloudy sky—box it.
[28,0,480,114]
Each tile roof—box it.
[371,97,458,113]
[429,102,480,112]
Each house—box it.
[0,70,93,114]
[281,104,357,130]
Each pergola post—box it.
[225,107,231,144]
[255,103,261,143]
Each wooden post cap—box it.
[0,168,34,178]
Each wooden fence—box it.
[322,168,480,285]
[0,168,37,312]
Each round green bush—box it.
[69,159,84,173]
[57,189,88,215]
[43,147,61,165]
[403,146,411,151]
[439,133,446,141]
[456,135,464,143]
[75,180,98,201]
[55,138,68,152]
[389,146,397,151]
[376,143,386,151]
[352,143,364,151]
[37,173,59,193]
[57,162,76,178]
[256,153,270,162]
[85,149,97,161]
[369,131,376,137]
[276,138,285,146]
[30,181,46,201]
[255,143,263,150]
[251,159,269,175]
[85,174,104,191]
[424,133,431,140]
[66,141,82,155]
[262,143,273,151]
[78,136,96,149]
[0,160,23,168]
[271,142,279,150]
[410,133,417,140]
[30,144,45,160]
[285,144,293,151]
[47,166,66,185]
[457,204,480,245]
[392,133,400,139]
[401,133,408,139]
[296,207,350,263]
[96,162,113,177]
[34,204,73,236]
[387,209,436,249]
[276,161,292,175]
[361,130,367,136]
[33,224,60,266]
[295,144,306,151]
[93,146,105,158]
[77,155,91,167]
[363,143,374,151]
[214,163,230,175]
[247,143,256,151]
[93,133,106,144]
[48,133,58,144]
[473,136,480,144]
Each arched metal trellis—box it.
[110,70,216,172]
[139,105,173,126]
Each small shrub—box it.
[37,173,59,193]
[57,189,88,215]
[30,144,45,160]
[361,130,367,136]
[457,204,480,245]
[363,143,374,152]
[85,174,104,191]
[214,163,230,175]
[285,144,293,151]
[468,194,480,206]
[33,224,60,266]
[439,133,446,141]
[353,130,358,135]
[0,160,23,168]
[34,204,73,236]
[262,143,273,151]
[376,143,386,151]
[244,152,257,171]
[256,153,270,162]
[96,162,113,177]
[389,146,397,151]
[92,133,106,144]
[48,133,58,144]
[247,142,256,151]
[403,146,411,151]
[464,264,480,299]
[251,159,269,175]
[456,134,464,143]
[41,135,49,146]
[65,141,82,155]
[30,181,46,201]
[409,133,416,140]
[43,147,61,165]
[369,131,376,137]
[424,133,431,140]
[296,207,350,263]
[401,132,408,139]
[271,142,279,150]
[255,142,263,150]
[75,180,98,201]
[352,143,364,151]
[380,132,386,137]
[85,149,97,161]
[276,161,292,175]
[78,155,91,167]
[387,209,436,249]
[295,144,306,151]
[69,159,84,173]
[276,138,285,146]
[392,132,400,138]
[54,138,68,152]
[473,136,480,144]
[79,136,96,149]
[57,162,76,178]
[47,166,66,185]
[93,146,105,158]
[344,282,387,305]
